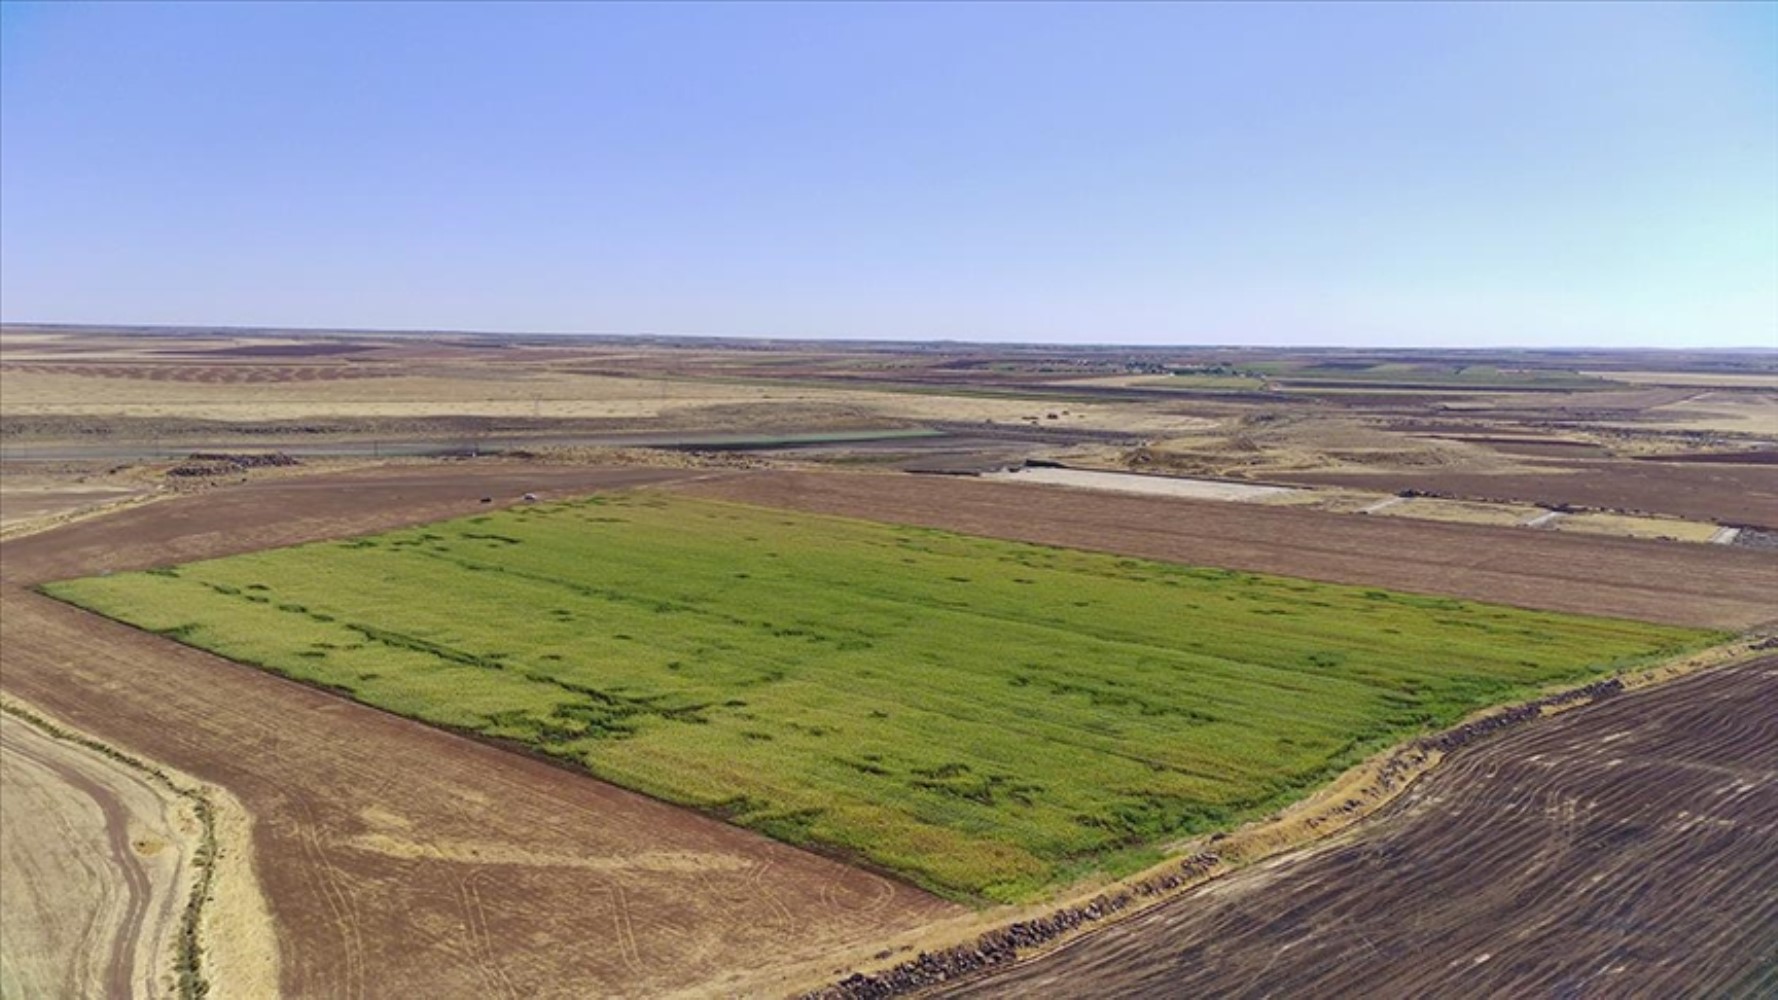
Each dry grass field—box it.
[0,714,197,999]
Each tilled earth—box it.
[672,470,1777,630]
[1275,458,1778,530]
[0,464,960,999]
[938,657,1778,998]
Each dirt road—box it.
[0,715,194,999]
[0,463,959,998]
[672,470,1777,629]
[941,657,1778,998]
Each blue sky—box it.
[2,1,1774,347]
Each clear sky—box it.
[2,1,1774,347]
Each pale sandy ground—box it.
[0,706,280,1000]
[982,464,1733,544]
[0,482,149,535]
[1373,496,1545,527]
[0,716,192,999]
[1642,392,1778,435]
[983,466,1294,501]
[1583,370,1778,389]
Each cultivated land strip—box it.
[671,470,1777,629]
[43,494,1713,902]
[934,655,1778,998]
[0,465,958,998]
[789,637,1766,997]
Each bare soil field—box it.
[1371,496,1542,527]
[0,353,1213,437]
[0,464,959,998]
[1638,448,1778,465]
[0,715,195,1000]
[672,471,1777,629]
[1276,458,1778,528]
[941,655,1778,998]
[0,361,399,384]
[980,466,1294,501]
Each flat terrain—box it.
[1279,458,1778,529]
[0,482,145,534]
[942,656,1778,998]
[673,471,1778,630]
[0,715,195,1000]
[0,465,958,998]
[45,495,1706,902]
[981,466,1294,501]
[3,330,1774,994]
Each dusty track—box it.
[672,471,1777,630]
[0,464,959,998]
[940,656,1778,998]
[0,715,195,999]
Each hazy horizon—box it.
[3,2,1775,349]
[11,318,1778,355]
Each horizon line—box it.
[3,320,1773,355]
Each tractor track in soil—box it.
[936,655,1778,998]
[0,464,959,999]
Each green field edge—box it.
[33,494,1728,906]
[33,582,1727,912]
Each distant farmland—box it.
[44,494,1715,902]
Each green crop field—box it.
[43,494,1715,902]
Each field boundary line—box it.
[0,490,170,542]
[0,696,259,1000]
[794,633,1775,1000]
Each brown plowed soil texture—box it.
[1275,460,1778,528]
[673,471,1777,630]
[0,361,394,383]
[0,464,959,999]
[1636,449,1778,466]
[941,656,1778,999]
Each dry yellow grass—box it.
[1585,370,1778,389]
[1253,489,1383,513]
[1552,512,1724,543]
[1642,392,1778,435]
[1376,496,1545,527]
[0,364,1215,434]
[0,702,280,1000]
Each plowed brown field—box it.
[0,464,959,998]
[941,656,1778,998]
[671,471,1777,630]
[1277,460,1778,529]
[0,361,395,383]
